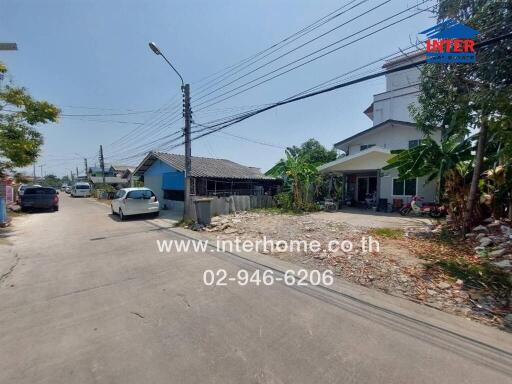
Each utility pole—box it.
[33,164,36,183]
[39,165,44,180]
[71,171,74,182]
[148,41,192,219]
[84,158,88,178]
[99,145,106,184]
[76,167,79,181]
[183,83,192,219]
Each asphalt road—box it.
[0,194,511,384]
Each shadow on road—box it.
[107,213,160,222]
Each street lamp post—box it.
[149,42,192,219]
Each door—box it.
[369,177,377,195]
[357,177,368,202]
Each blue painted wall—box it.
[144,159,185,190]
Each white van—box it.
[71,182,91,197]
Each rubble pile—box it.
[465,218,512,271]
[193,211,511,329]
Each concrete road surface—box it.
[0,195,511,384]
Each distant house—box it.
[111,165,136,182]
[87,165,132,188]
[319,52,440,208]
[133,152,280,211]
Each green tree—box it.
[285,138,338,166]
[267,148,319,211]
[0,62,60,177]
[383,136,473,201]
[43,174,62,188]
[387,0,512,230]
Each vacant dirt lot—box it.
[198,210,511,329]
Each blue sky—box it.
[0,0,437,177]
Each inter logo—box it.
[421,19,479,63]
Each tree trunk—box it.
[463,118,488,233]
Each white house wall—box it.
[346,123,428,156]
[379,168,437,203]
[372,90,418,125]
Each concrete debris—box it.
[472,225,489,233]
[197,211,512,329]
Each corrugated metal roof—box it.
[134,152,276,180]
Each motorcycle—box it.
[399,195,446,218]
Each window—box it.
[359,144,375,151]
[360,144,376,151]
[164,189,184,201]
[24,188,56,195]
[408,139,423,148]
[392,178,416,196]
[127,190,154,199]
[114,190,126,199]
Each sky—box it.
[0,0,437,178]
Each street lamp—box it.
[148,42,192,219]
[0,43,17,51]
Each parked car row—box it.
[16,183,160,220]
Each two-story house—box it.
[319,52,440,207]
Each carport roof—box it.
[318,146,392,173]
[134,152,276,180]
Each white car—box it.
[110,188,159,221]
[71,182,91,197]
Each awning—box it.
[318,147,392,173]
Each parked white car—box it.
[110,188,159,221]
[71,182,91,197]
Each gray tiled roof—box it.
[136,152,275,180]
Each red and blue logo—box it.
[421,19,479,63]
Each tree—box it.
[384,136,473,201]
[387,0,512,231]
[0,62,60,177]
[42,174,62,188]
[266,139,337,211]
[285,139,338,166]
[267,149,318,210]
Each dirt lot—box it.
[198,209,512,329]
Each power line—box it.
[190,0,366,91]
[60,116,145,125]
[171,32,512,150]
[193,2,435,112]
[59,110,156,117]
[193,0,373,99]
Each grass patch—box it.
[175,218,194,227]
[428,258,512,299]
[370,228,404,239]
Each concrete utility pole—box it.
[84,158,88,178]
[99,145,106,184]
[39,165,44,180]
[148,41,192,218]
[76,167,79,181]
[183,83,192,219]
[33,164,36,182]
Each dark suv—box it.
[20,187,59,212]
